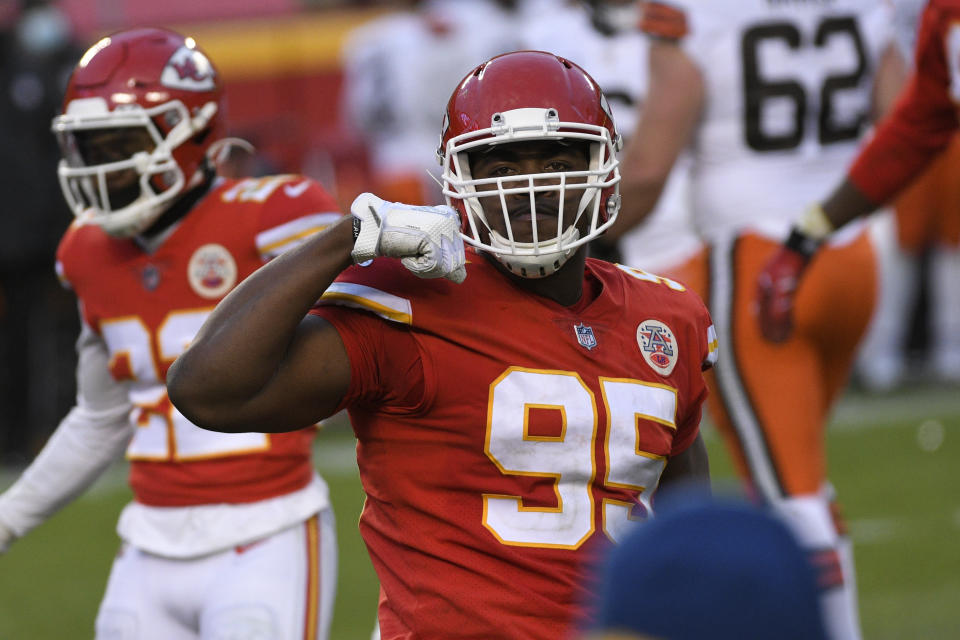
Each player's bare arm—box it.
[659,431,710,488]
[820,41,907,232]
[168,216,356,433]
[608,38,703,241]
[819,178,882,232]
[872,42,909,122]
[169,195,467,433]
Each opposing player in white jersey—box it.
[340,0,531,207]
[0,28,342,639]
[522,0,701,272]
[608,2,906,638]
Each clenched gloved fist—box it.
[351,193,467,284]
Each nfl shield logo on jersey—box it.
[637,319,678,376]
[574,323,597,350]
[140,264,161,291]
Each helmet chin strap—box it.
[488,226,581,279]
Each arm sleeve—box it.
[848,2,960,205]
[310,306,428,416]
[670,296,716,456]
[0,320,133,550]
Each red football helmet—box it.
[438,50,621,278]
[52,27,224,237]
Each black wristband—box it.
[352,216,362,241]
[784,227,820,259]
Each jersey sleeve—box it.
[0,320,133,542]
[309,302,428,416]
[672,291,717,456]
[848,0,960,205]
[255,176,344,260]
[54,221,86,292]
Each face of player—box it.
[71,127,156,209]
[468,139,591,245]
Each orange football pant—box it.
[665,231,876,499]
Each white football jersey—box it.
[662,0,895,243]
[341,0,528,200]
[523,3,701,272]
[891,0,926,61]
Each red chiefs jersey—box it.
[850,0,960,204]
[56,175,342,507]
[312,251,718,640]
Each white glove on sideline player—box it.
[351,192,467,283]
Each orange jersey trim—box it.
[303,515,321,640]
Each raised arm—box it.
[167,216,356,433]
[167,194,466,433]
[606,37,704,242]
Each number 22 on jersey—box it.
[484,368,677,549]
[101,310,269,461]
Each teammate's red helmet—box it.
[438,50,621,278]
[52,27,224,237]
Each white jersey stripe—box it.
[705,324,719,368]
[708,236,784,500]
[256,212,342,260]
[319,282,413,325]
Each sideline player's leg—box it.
[925,138,960,383]
[201,510,338,640]
[96,509,337,640]
[96,543,216,640]
[686,232,874,640]
[855,212,919,391]
[929,244,960,382]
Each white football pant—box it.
[95,509,337,640]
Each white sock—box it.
[772,490,862,640]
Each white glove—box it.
[351,192,467,284]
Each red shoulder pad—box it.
[251,175,344,260]
[258,175,342,232]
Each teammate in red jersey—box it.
[168,50,718,640]
[759,0,960,342]
[0,28,342,639]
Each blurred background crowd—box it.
[0,0,955,466]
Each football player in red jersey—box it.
[168,50,718,640]
[759,0,960,344]
[0,28,342,639]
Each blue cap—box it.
[592,493,828,640]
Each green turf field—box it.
[1,386,957,639]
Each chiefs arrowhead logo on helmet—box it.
[52,28,225,237]
[162,46,217,92]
